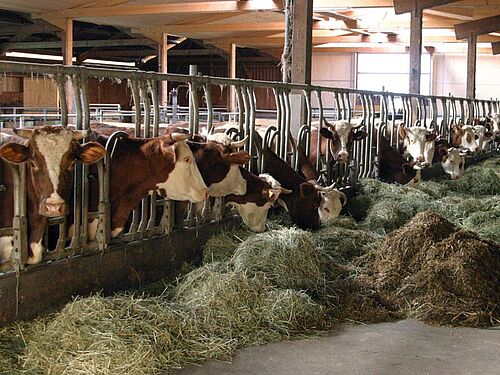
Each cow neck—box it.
[108,137,174,229]
[226,168,267,205]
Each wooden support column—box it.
[291,0,313,85]
[466,34,477,98]
[158,33,169,107]
[228,43,237,112]
[290,0,313,137]
[492,41,500,55]
[61,17,75,120]
[409,8,423,94]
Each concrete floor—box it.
[174,320,500,375]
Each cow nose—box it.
[417,155,425,163]
[337,151,349,162]
[203,189,209,200]
[42,201,66,216]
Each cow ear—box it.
[426,133,437,142]
[13,128,34,140]
[226,150,250,165]
[398,125,407,139]
[319,127,335,140]
[353,130,368,141]
[438,147,448,157]
[0,143,29,164]
[299,182,315,196]
[78,142,106,164]
[485,131,493,138]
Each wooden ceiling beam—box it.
[394,0,458,15]
[492,41,500,54]
[39,1,282,19]
[424,7,473,20]
[0,38,155,50]
[133,20,351,34]
[455,14,500,39]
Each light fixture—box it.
[5,51,76,62]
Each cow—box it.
[308,119,368,165]
[450,123,479,152]
[226,170,291,232]
[0,126,106,266]
[378,133,421,185]
[435,145,466,180]
[471,124,493,151]
[398,125,438,166]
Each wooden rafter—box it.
[492,41,500,54]
[424,7,473,20]
[39,1,282,19]
[0,38,155,50]
[394,0,458,15]
[455,14,500,39]
[132,20,354,34]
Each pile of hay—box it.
[358,211,500,327]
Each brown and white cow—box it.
[226,170,291,232]
[86,131,209,238]
[398,125,438,166]
[450,123,479,152]
[473,125,494,151]
[0,126,105,265]
[309,119,368,165]
[378,134,421,185]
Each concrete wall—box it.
[312,51,500,101]
[432,53,500,100]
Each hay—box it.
[230,228,324,291]
[313,220,382,264]
[359,211,500,327]
[443,164,500,196]
[202,226,252,264]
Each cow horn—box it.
[230,135,248,148]
[352,119,365,130]
[339,191,348,206]
[13,128,34,139]
[315,182,336,192]
[171,132,191,142]
[72,130,88,141]
[280,187,293,194]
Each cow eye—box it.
[312,203,319,209]
[29,160,39,171]
[184,157,192,164]
[67,160,76,171]
[459,163,463,168]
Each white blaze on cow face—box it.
[492,113,500,133]
[332,120,355,163]
[318,189,347,223]
[208,164,246,197]
[441,148,465,180]
[157,140,209,202]
[473,125,493,151]
[401,126,434,165]
[460,125,478,152]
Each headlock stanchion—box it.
[0,61,498,312]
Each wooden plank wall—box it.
[23,77,58,107]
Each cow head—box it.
[438,147,466,180]
[314,183,347,223]
[451,123,478,152]
[473,125,494,151]
[279,182,322,230]
[399,125,437,166]
[227,172,291,232]
[156,133,209,202]
[181,133,249,197]
[490,113,500,133]
[319,119,367,163]
[0,126,105,217]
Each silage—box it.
[358,211,500,327]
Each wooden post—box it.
[291,0,313,85]
[228,43,237,112]
[61,17,75,121]
[409,8,423,94]
[158,33,169,107]
[289,0,313,137]
[466,33,477,98]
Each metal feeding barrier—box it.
[0,61,498,274]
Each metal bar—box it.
[55,74,68,126]
[204,82,214,134]
[150,80,160,137]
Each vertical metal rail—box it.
[80,73,90,247]
[315,90,324,174]
[11,164,27,271]
[55,74,68,127]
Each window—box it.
[357,53,431,94]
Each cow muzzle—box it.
[39,199,67,217]
[337,150,349,163]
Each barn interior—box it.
[0,1,499,375]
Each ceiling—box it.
[0,0,499,59]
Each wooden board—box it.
[23,78,58,107]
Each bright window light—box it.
[5,51,76,62]
[83,59,136,67]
